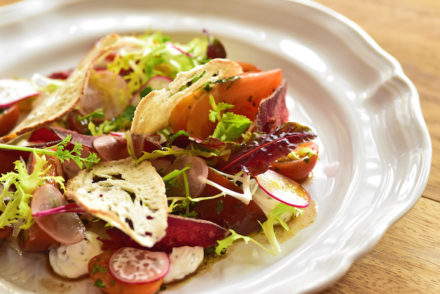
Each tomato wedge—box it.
[170,69,283,139]
[270,141,319,182]
[88,251,164,294]
[236,61,262,73]
[18,223,59,252]
[0,104,20,136]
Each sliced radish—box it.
[131,75,172,105]
[255,169,310,208]
[109,247,170,284]
[31,184,85,245]
[165,155,208,197]
[0,79,39,108]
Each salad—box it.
[0,31,318,294]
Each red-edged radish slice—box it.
[0,79,39,108]
[31,184,85,245]
[255,169,310,208]
[109,247,170,284]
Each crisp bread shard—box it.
[1,34,121,142]
[66,158,167,247]
[131,59,243,135]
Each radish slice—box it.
[109,247,170,284]
[131,76,172,105]
[31,184,85,245]
[255,169,310,208]
[0,79,39,108]
[165,155,208,197]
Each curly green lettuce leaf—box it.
[107,31,209,94]
[215,203,302,256]
[0,153,65,230]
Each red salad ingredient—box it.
[271,141,319,182]
[19,222,59,252]
[0,104,20,136]
[256,169,310,208]
[88,251,163,294]
[31,184,85,245]
[109,247,170,284]
[194,168,267,235]
[220,122,316,176]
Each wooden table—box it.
[0,0,438,293]
[313,0,440,293]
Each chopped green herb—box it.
[217,199,224,214]
[88,105,136,136]
[93,279,106,289]
[0,135,100,170]
[91,263,108,274]
[208,96,251,142]
[139,86,153,98]
[77,108,105,124]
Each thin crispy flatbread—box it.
[1,34,121,142]
[131,59,243,135]
[66,158,167,247]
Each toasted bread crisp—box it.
[131,59,243,135]
[66,158,167,247]
[1,34,121,142]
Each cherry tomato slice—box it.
[236,61,262,73]
[270,141,319,182]
[18,223,59,252]
[169,69,283,139]
[88,251,163,294]
[0,104,20,136]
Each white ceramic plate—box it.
[0,0,432,293]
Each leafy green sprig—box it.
[208,96,251,142]
[0,135,100,169]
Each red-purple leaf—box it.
[220,122,316,176]
[152,215,226,251]
[256,80,289,133]
[47,70,73,80]
[29,127,96,148]
[101,215,227,252]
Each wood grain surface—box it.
[313,0,440,293]
[0,0,438,293]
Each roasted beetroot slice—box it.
[101,216,227,252]
[47,70,73,80]
[256,80,289,133]
[29,128,60,143]
[152,215,226,251]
